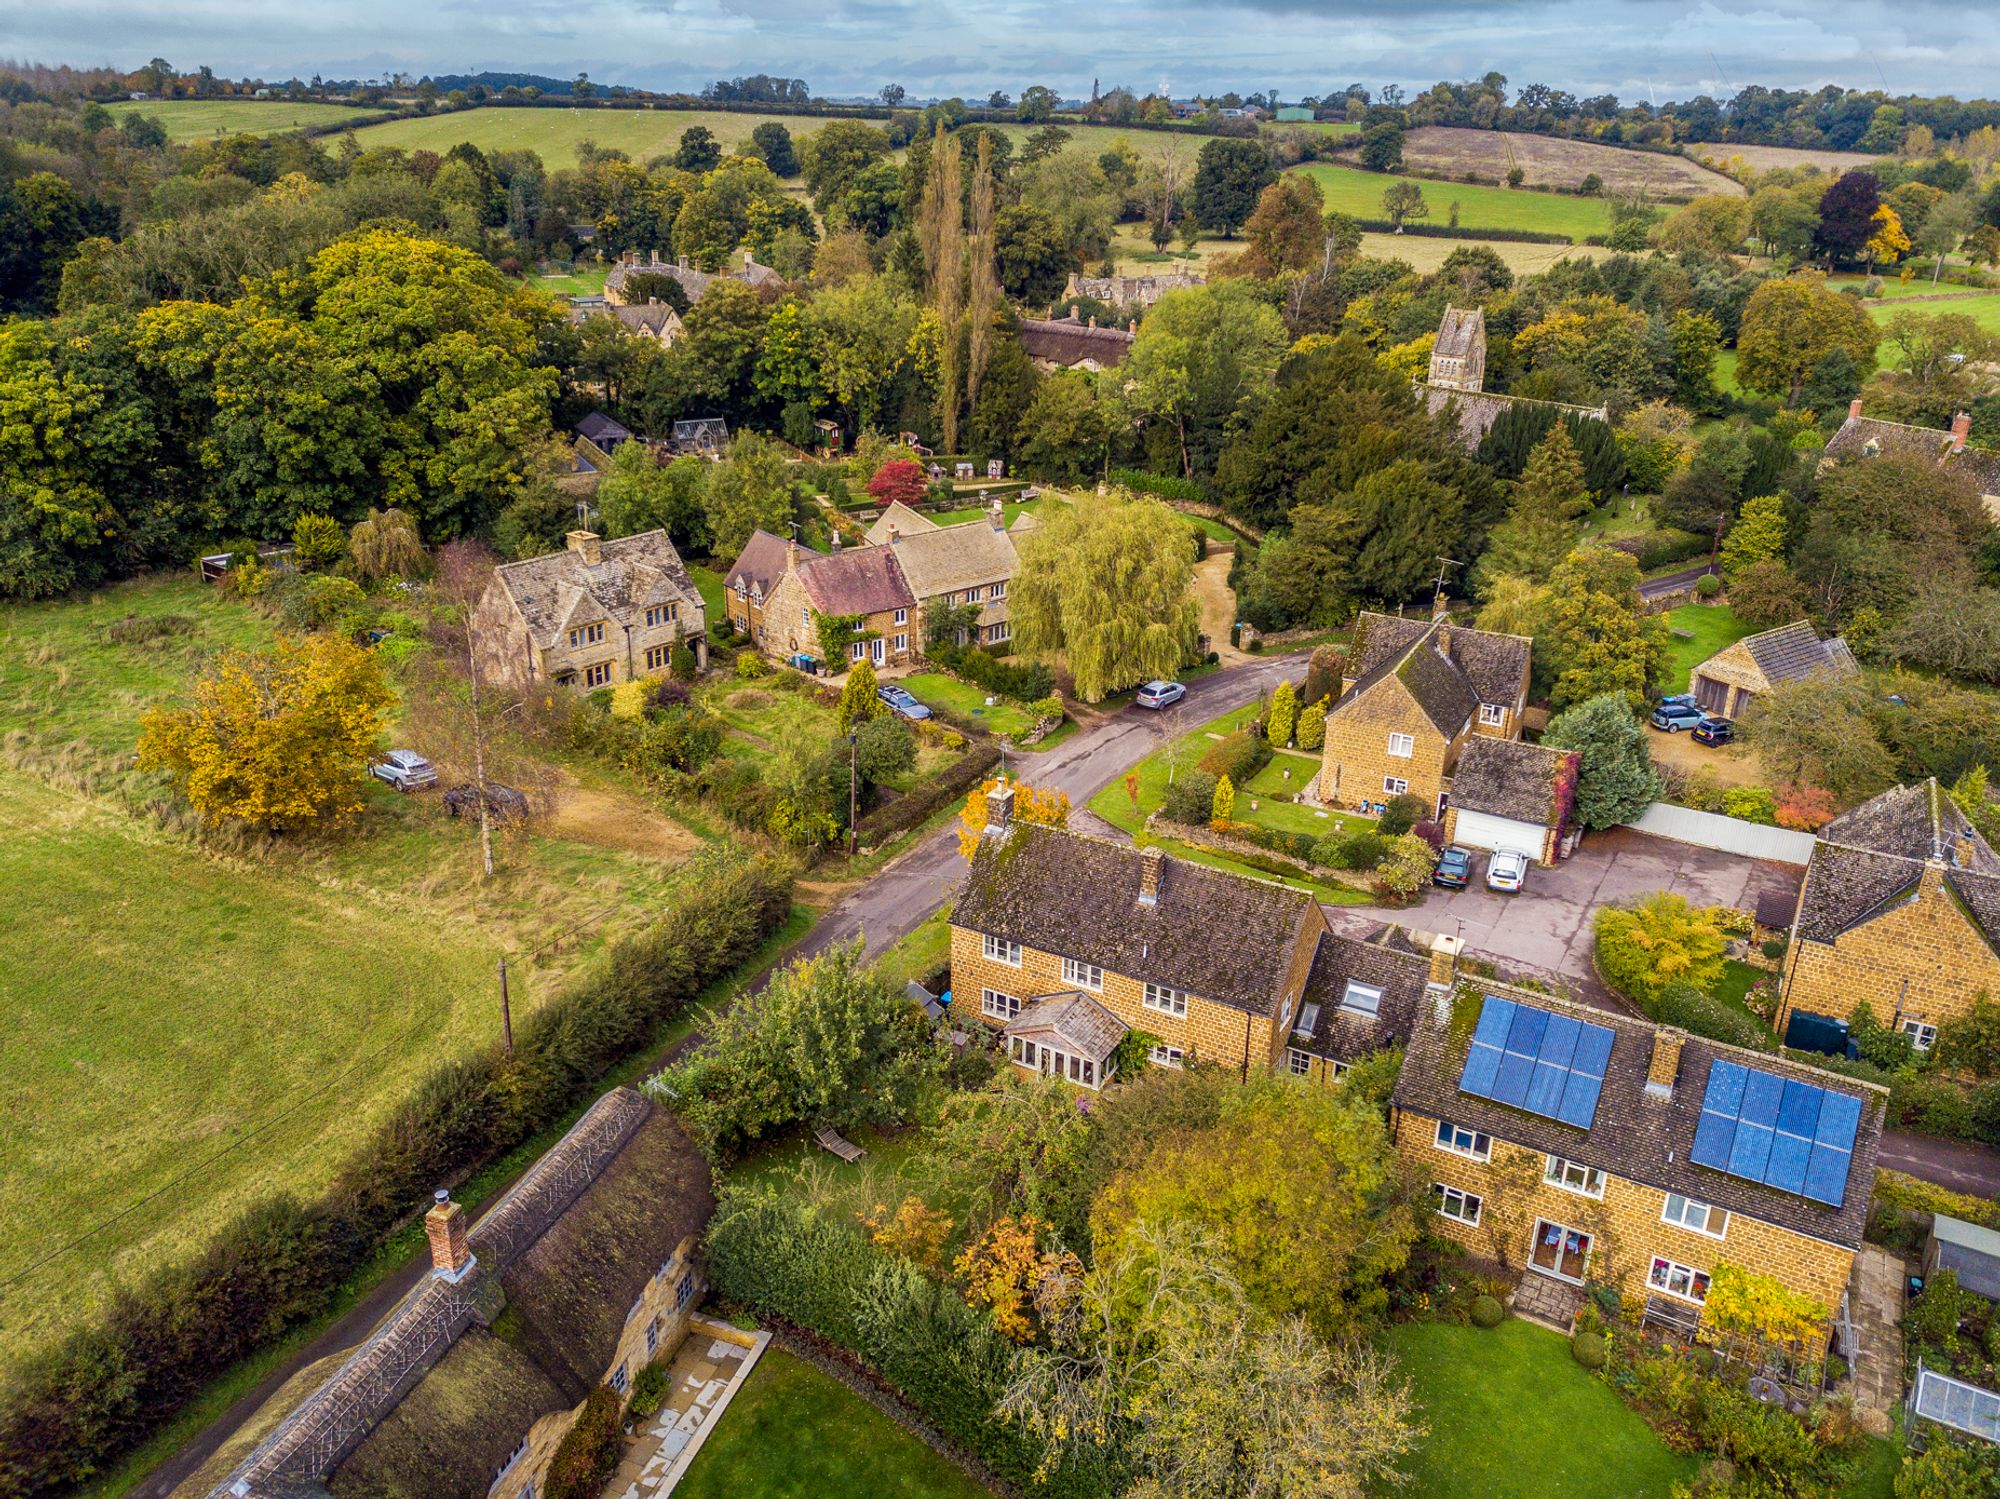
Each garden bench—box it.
[814,1127,865,1163]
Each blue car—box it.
[876,684,933,721]
[1649,698,1705,732]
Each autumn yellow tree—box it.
[138,634,394,831]
[958,775,1071,856]
[954,1213,1080,1343]
[1863,204,1912,273]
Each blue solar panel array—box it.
[1457,996,1614,1129]
[1689,1060,1861,1208]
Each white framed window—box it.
[965,586,983,603]
[1143,982,1187,1017]
[1150,1044,1184,1068]
[611,1361,629,1394]
[991,580,1007,599]
[1387,732,1415,758]
[988,621,1011,642]
[1901,1019,1937,1051]
[1435,1120,1491,1161]
[1286,1047,1313,1076]
[1435,1183,1482,1225]
[801,607,810,627]
[850,639,866,661]
[1648,1256,1711,1304]
[1061,957,1104,991]
[675,1270,696,1310]
[1478,702,1506,727]
[1331,1059,1350,1080]
[894,633,908,652]
[982,933,1022,966]
[583,661,613,688]
[1544,1156,1606,1199]
[1662,1193,1728,1239]
[646,1318,660,1355]
[568,620,606,648]
[982,988,1021,1020]
[894,607,908,625]
[1340,980,1382,1017]
[1383,776,1409,796]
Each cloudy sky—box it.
[13,0,1998,103]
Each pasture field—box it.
[1108,222,1608,279]
[1687,142,1885,176]
[103,99,390,140]
[1400,125,1738,199]
[1295,163,1618,240]
[1867,292,2000,347]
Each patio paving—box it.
[1847,1245,1905,1437]
[601,1318,769,1499]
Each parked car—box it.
[876,683,933,721]
[1134,680,1187,710]
[785,653,821,675]
[1648,699,1706,732]
[444,782,530,820]
[369,750,438,791]
[1433,846,1474,889]
[1486,849,1529,893]
[1692,716,1734,747]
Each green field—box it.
[1662,603,1752,693]
[899,672,1038,737]
[104,99,390,140]
[1387,1320,1700,1498]
[1867,291,2000,339]
[676,1348,992,1499]
[1296,163,1617,241]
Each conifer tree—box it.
[1471,423,1589,597]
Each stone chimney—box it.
[1849,397,1865,422]
[985,779,1015,834]
[566,530,603,566]
[1426,932,1462,991]
[743,249,756,271]
[887,524,900,545]
[1645,1027,1684,1100]
[830,528,842,553]
[785,537,799,572]
[1954,830,1978,868]
[621,249,637,268]
[988,499,1005,530]
[424,1189,473,1280]
[1138,844,1165,905]
[1950,411,1972,453]
[1434,623,1452,660]
[1068,303,1080,321]
[647,295,660,307]
[677,254,690,270]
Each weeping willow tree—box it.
[918,125,966,451]
[1011,494,1201,702]
[966,131,1000,417]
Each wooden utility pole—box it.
[847,731,859,857]
[498,958,514,1059]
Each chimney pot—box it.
[1645,1027,1685,1100]
[1849,397,1864,422]
[566,529,603,566]
[1138,844,1165,905]
[984,781,1015,835]
[1426,933,1462,990]
[424,1190,472,1279]
[1951,411,1972,451]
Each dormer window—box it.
[645,602,678,628]
[568,621,606,649]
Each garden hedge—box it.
[0,855,794,1499]
[853,741,1000,845]
[1609,528,1710,571]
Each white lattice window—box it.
[1143,982,1187,1017]
[1387,732,1415,757]
[611,1362,629,1394]
[1383,776,1409,796]
[1435,1120,1491,1160]
[1479,703,1506,727]
[1544,1156,1606,1199]
[1662,1194,1728,1238]
[982,934,1021,966]
[1061,957,1103,991]
[1649,1256,1711,1303]
[1150,1044,1184,1068]
[1435,1184,1482,1225]
[1286,1047,1313,1076]
[982,988,1021,1020]
[646,1318,660,1354]
[1901,1019,1937,1051]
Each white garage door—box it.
[1453,809,1545,858]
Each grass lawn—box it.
[1708,959,1769,1024]
[1580,494,1653,541]
[1661,603,1752,694]
[104,99,390,140]
[899,672,1038,738]
[1107,223,1610,280]
[1712,349,1744,399]
[1868,292,2000,351]
[689,564,729,624]
[1295,163,1619,241]
[1387,1319,1700,1499]
[675,1348,993,1499]
[528,264,609,297]
[930,497,1049,528]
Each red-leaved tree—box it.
[867,458,931,508]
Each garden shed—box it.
[1925,1213,2000,1301]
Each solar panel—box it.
[1457,996,1613,1129]
[1692,1059,1860,1207]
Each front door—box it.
[871,636,886,665]
[1529,1219,1592,1283]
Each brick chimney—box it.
[988,499,1005,530]
[984,779,1015,834]
[424,1189,473,1280]
[1950,411,1972,453]
[1426,932,1462,991]
[1848,397,1865,422]
[1138,844,1165,905]
[566,530,603,566]
[1645,1027,1684,1100]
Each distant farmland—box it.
[1687,142,1886,175]
[1399,126,1740,199]
[103,98,390,141]
[1295,162,1618,241]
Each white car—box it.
[1485,849,1529,893]
[370,750,438,792]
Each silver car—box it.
[1485,849,1529,893]
[1134,680,1186,709]
[369,749,438,791]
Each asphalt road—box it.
[1638,561,1719,600]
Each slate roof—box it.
[1018,313,1137,369]
[956,825,1321,1018]
[1791,780,2000,944]
[873,519,1019,601]
[1823,413,2000,497]
[795,546,917,617]
[605,255,715,303]
[1062,270,1202,308]
[567,301,682,340]
[487,531,703,649]
[1705,620,1856,690]
[1347,613,1531,708]
[1416,384,1607,451]
[1004,990,1128,1065]
[863,501,941,544]
[1435,305,1484,360]
[1291,926,1433,1066]
[725,530,821,601]
[1450,738,1573,825]
[1394,982,1886,1249]
[574,410,631,446]
[205,1090,713,1499]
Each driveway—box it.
[1323,826,1801,1006]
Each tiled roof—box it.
[795,546,917,617]
[955,825,1320,1018]
[1824,414,2000,497]
[1719,620,1857,689]
[1004,990,1128,1064]
[1435,305,1484,360]
[489,531,702,649]
[874,520,1018,600]
[1416,384,1607,451]
[1348,613,1530,708]
[1394,983,1886,1249]
[606,256,715,303]
[1820,779,1988,864]
[1793,780,2000,943]
[1291,926,1433,1065]
[574,411,630,445]
[1450,738,1573,825]
[863,501,941,544]
[725,529,821,600]
[1018,313,1136,369]
[1792,843,1923,942]
[1395,639,1479,736]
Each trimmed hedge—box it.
[853,741,1000,845]
[1161,769,1220,826]
[707,1192,1117,1498]
[1609,528,1710,571]
[1107,468,1211,503]
[1352,219,1575,245]
[1471,1295,1505,1328]
[1197,730,1270,785]
[0,856,794,1499]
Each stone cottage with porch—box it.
[746,534,919,670]
[1687,620,1856,721]
[472,530,707,692]
[1317,612,1532,819]
[860,500,1024,648]
[1777,779,2000,1051]
[1394,979,1885,1335]
[191,1088,714,1499]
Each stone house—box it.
[604,249,783,308]
[1687,620,1856,720]
[472,530,707,692]
[1317,612,1532,819]
[1061,269,1203,309]
[568,297,684,349]
[749,534,919,670]
[951,809,1437,1082]
[861,500,1023,648]
[722,528,822,647]
[1440,737,1579,865]
[1394,980,1885,1331]
[1018,308,1137,371]
[1776,780,2000,1051]
[1822,401,2000,519]
[193,1089,714,1499]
